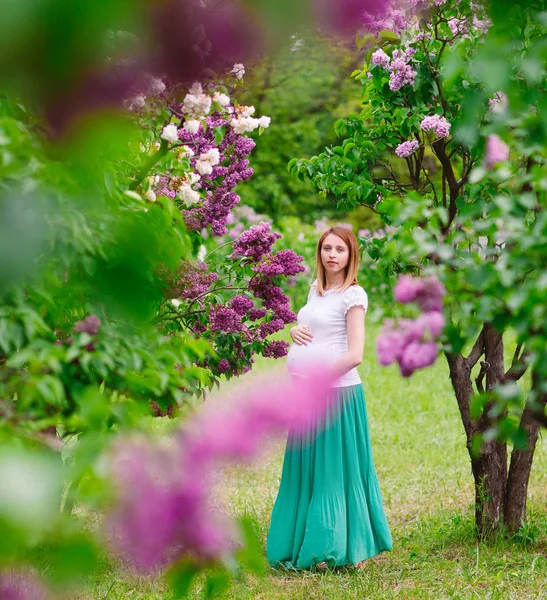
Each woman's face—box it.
[320,233,349,276]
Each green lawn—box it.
[69,327,547,599]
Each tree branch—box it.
[466,328,485,369]
[504,344,530,382]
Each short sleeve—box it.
[342,285,368,316]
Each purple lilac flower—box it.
[248,308,267,321]
[484,135,509,169]
[252,250,306,278]
[257,318,285,341]
[175,261,218,300]
[210,306,242,334]
[0,570,49,600]
[108,367,336,571]
[74,315,101,336]
[395,140,419,157]
[217,359,231,374]
[371,49,390,68]
[420,115,451,138]
[263,340,290,359]
[274,305,297,324]
[230,295,254,315]
[232,222,282,261]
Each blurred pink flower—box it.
[108,367,336,572]
[0,569,49,600]
[313,0,390,35]
[485,135,509,168]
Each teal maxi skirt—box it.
[266,383,392,569]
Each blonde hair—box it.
[315,227,359,296]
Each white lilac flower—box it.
[231,63,245,79]
[179,145,195,158]
[179,185,201,204]
[144,189,157,202]
[182,89,212,118]
[161,123,179,143]
[257,116,271,129]
[127,95,146,111]
[148,77,166,95]
[196,148,220,175]
[230,116,260,134]
[185,172,201,185]
[184,120,201,135]
[212,92,230,107]
[237,105,255,118]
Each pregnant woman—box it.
[266,226,392,569]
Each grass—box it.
[49,326,547,599]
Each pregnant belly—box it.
[286,341,333,376]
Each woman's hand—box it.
[290,325,314,346]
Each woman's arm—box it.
[331,306,366,378]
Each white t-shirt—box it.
[286,282,368,388]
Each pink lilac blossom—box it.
[447,17,470,37]
[399,341,438,376]
[74,315,101,336]
[485,135,509,169]
[388,47,417,91]
[371,49,390,68]
[394,274,445,312]
[108,367,336,571]
[420,115,451,138]
[376,274,446,377]
[395,140,419,157]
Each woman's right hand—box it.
[290,325,314,346]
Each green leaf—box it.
[378,29,399,41]
[167,559,200,599]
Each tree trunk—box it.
[470,441,507,535]
[504,371,547,532]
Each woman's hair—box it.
[315,226,359,296]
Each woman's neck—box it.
[324,273,345,290]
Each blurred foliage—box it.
[239,35,378,225]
